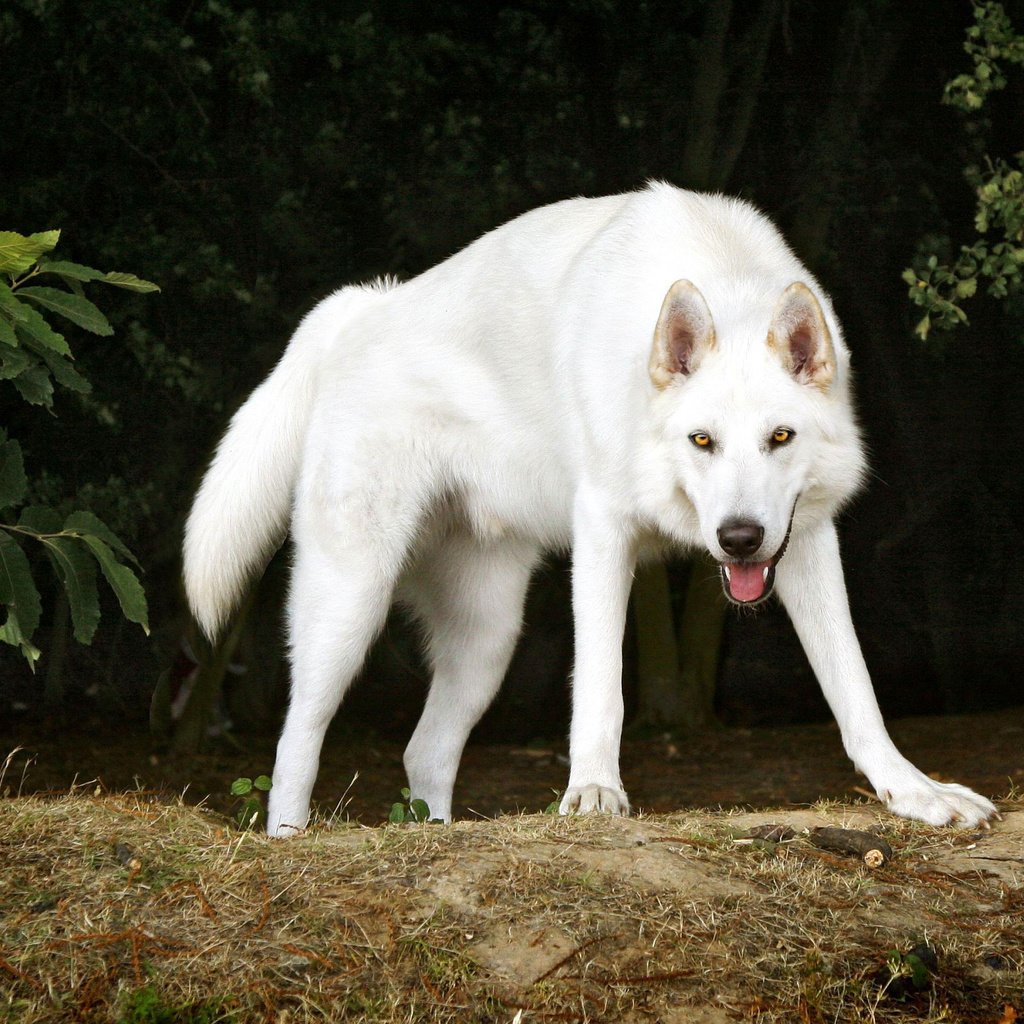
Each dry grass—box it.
[0,782,1021,1023]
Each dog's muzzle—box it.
[717,502,797,606]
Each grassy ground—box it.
[1,782,1021,1023]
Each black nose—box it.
[717,519,764,559]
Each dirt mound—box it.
[1,790,1021,1022]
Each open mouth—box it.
[719,560,778,605]
[717,503,797,606]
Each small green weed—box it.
[118,984,235,1023]
[388,787,436,823]
[880,942,938,1000]
[229,775,271,831]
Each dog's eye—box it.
[771,427,794,446]
[689,431,713,449]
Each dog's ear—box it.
[768,282,835,391]
[650,280,716,389]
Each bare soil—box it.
[2,706,1023,825]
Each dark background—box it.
[2,0,1022,749]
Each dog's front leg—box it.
[559,487,635,816]
[777,519,997,827]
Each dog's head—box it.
[649,279,864,605]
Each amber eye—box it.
[771,427,794,446]
[689,431,713,449]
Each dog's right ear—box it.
[649,280,716,389]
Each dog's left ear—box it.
[768,282,835,391]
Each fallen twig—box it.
[807,827,892,867]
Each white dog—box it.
[184,182,997,835]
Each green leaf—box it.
[46,535,100,644]
[13,301,70,355]
[30,344,91,395]
[18,287,113,336]
[77,533,149,634]
[236,798,263,830]
[254,775,273,791]
[0,529,43,641]
[0,230,60,275]
[0,281,31,322]
[904,953,930,989]
[231,778,254,796]
[101,271,161,294]
[409,798,430,823]
[0,605,42,669]
[36,259,104,283]
[64,510,137,563]
[0,317,16,347]
[12,364,54,407]
[0,345,31,381]
[388,803,406,824]
[0,436,27,509]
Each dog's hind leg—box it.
[266,471,428,837]
[400,535,539,822]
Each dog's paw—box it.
[879,775,998,829]
[266,798,310,838]
[559,784,630,816]
[267,822,306,838]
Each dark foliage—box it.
[1,0,1022,737]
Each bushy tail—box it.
[183,281,392,638]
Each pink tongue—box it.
[728,561,771,602]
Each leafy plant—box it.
[881,942,938,1000]
[0,230,156,667]
[230,775,272,830]
[117,983,236,1024]
[388,787,434,824]
[905,2,1024,339]
[943,0,1024,111]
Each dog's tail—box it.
[183,280,394,639]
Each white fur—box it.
[183,182,997,835]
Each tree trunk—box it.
[632,0,784,732]
[633,563,685,727]
[170,588,256,756]
[675,555,726,730]
[678,0,732,190]
[43,591,70,721]
[788,3,900,264]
